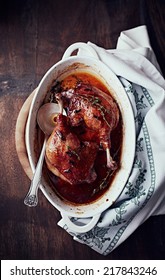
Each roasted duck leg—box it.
[57,83,119,169]
[45,114,98,185]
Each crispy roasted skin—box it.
[59,83,119,168]
[45,114,98,185]
[46,83,120,184]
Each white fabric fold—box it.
[58,25,165,255]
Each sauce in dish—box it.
[41,72,123,205]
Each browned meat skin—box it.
[57,83,119,169]
[45,114,98,185]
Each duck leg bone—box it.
[106,147,117,170]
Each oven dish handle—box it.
[61,212,101,233]
[62,42,99,60]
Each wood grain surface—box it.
[0,0,165,260]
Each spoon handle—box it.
[24,136,48,207]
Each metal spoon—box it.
[24,135,48,207]
[24,102,64,207]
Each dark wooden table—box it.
[0,0,165,260]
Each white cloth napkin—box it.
[58,25,165,255]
